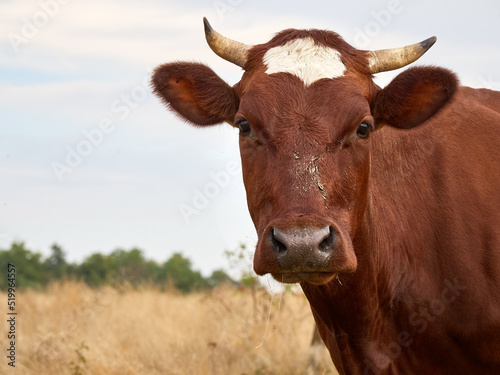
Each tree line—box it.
[0,242,236,293]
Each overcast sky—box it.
[1,0,499,277]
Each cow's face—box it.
[152,19,457,285]
[235,69,375,285]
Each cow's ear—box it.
[371,67,458,129]
[152,62,238,126]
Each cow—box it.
[152,18,500,374]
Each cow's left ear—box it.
[371,67,458,129]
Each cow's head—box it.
[152,19,457,285]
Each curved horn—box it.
[203,17,252,68]
[367,36,437,74]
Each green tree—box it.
[0,241,236,293]
[107,248,161,286]
[206,269,235,288]
[44,243,68,280]
[161,252,206,293]
[77,253,114,287]
[0,242,46,289]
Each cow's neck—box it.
[300,130,448,373]
[300,199,417,373]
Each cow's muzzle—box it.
[253,219,357,284]
[271,225,334,267]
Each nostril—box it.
[318,226,334,252]
[265,224,336,272]
[270,228,287,253]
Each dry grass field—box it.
[2,282,338,375]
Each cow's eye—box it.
[236,119,251,135]
[356,122,372,139]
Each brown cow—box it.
[152,19,500,374]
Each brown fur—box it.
[152,27,500,374]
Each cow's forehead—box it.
[263,37,346,87]
[242,29,373,101]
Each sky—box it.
[1,0,499,277]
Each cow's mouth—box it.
[272,272,338,285]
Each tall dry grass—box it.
[2,281,337,374]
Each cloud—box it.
[0,1,206,71]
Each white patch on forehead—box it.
[263,37,346,86]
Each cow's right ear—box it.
[151,62,238,126]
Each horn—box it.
[203,17,252,68]
[367,36,437,74]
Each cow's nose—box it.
[269,226,335,270]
